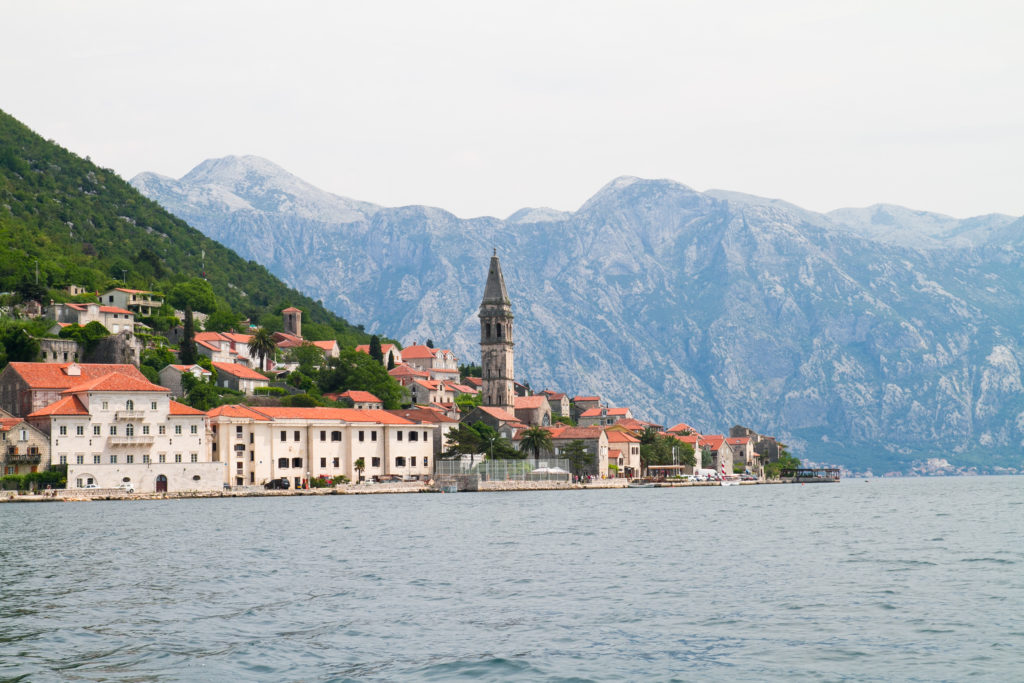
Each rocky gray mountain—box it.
[132,157,1024,473]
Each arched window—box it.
[125,424,134,436]
[126,400,134,411]
[485,323,491,339]
[496,323,502,338]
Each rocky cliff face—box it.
[132,157,1024,472]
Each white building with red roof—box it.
[578,406,632,427]
[326,390,383,410]
[212,362,270,395]
[26,372,218,493]
[512,425,609,477]
[0,362,148,417]
[101,288,163,317]
[207,405,433,486]
[355,343,402,367]
[47,301,136,334]
[605,429,641,478]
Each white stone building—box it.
[207,405,434,487]
[27,373,221,492]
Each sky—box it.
[2,0,1023,219]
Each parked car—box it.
[114,482,135,493]
[264,478,290,490]
[740,474,757,481]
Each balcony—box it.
[108,435,156,446]
[8,452,41,464]
[114,411,146,420]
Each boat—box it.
[719,461,741,486]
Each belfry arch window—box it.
[496,323,502,338]
[485,323,491,339]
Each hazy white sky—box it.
[2,1,1022,219]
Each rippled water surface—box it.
[2,477,1023,681]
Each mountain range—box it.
[132,156,1024,473]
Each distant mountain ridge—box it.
[132,156,1024,473]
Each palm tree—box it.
[519,426,553,464]
[248,327,276,371]
[354,457,365,483]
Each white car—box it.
[114,482,135,493]
[83,483,100,489]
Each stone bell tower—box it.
[479,250,515,413]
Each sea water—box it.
[2,476,1022,681]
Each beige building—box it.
[27,372,218,492]
[101,288,164,317]
[207,405,434,487]
[605,429,641,478]
[514,425,609,477]
[48,302,135,334]
[1,416,50,476]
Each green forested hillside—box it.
[0,109,372,347]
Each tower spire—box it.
[479,252,515,413]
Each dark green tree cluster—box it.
[57,321,109,356]
[442,422,517,459]
[316,350,406,409]
[639,427,696,470]
[765,450,801,479]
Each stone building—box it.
[0,362,147,417]
[1,416,50,476]
[479,251,515,413]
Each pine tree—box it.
[179,305,197,364]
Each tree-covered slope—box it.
[0,109,372,348]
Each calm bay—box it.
[2,476,1023,681]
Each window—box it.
[236,461,243,472]
[371,431,377,442]
[59,455,67,465]
[280,431,287,442]
[234,443,245,452]
[175,454,182,463]
[192,453,198,463]
[333,457,339,468]
[93,455,101,464]
[151,402,157,411]
[423,457,428,467]
[411,457,417,466]
[190,425,198,435]
[126,455,134,464]
[278,458,289,468]
[291,457,302,468]
[395,456,406,467]
[110,426,117,436]
[496,323,502,338]
[126,424,134,437]
[397,431,403,442]
[142,425,150,435]
[249,452,254,461]
[126,400,134,411]
[423,431,427,441]
[320,457,327,468]
[76,425,84,436]
[110,455,117,464]
[76,455,84,464]
[159,425,166,435]
[236,426,243,437]
[93,425,100,435]
[409,431,418,442]
[331,431,342,442]
[143,454,150,463]
[174,425,182,435]
[102,401,108,410]
[249,433,253,444]
[293,431,300,441]
[59,425,67,436]
[158,454,166,463]
[371,457,381,467]
[358,431,365,442]
[320,430,326,442]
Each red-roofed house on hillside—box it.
[326,390,383,410]
[212,362,270,395]
[540,390,570,418]
[0,362,147,417]
[726,436,762,478]
[400,344,459,379]
[26,372,219,493]
[47,301,136,334]
[158,364,212,399]
[1,416,50,476]
[461,405,526,441]
[605,429,641,478]
[578,406,632,427]
[408,379,455,406]
[571,396,602,423]
[514,394,551,427]
[208,405,433,486]
[699,435,735,475]
[355,343,402,367]
[388,364,430,387]
[101,288,163,317]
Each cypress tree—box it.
[179,304,197,364]
[369,335,383,364]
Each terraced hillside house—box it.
[158,364,213,399]
[212,362,269,395]
[26,373,218,492]
[605,429,641,478]
[1,416,49,476]
[355,342,402,367]
[47,301,135,334]
[400,344,460,382]
[207,406,433,487]
[514,394,552,427]
[101,288,164,317]
[0,362,147,417]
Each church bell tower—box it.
[479,250,515,413]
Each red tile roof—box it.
[207,405,272,421]
[389,364,430,378]
[607,408,630,416]
[667,423,697,433]
[169,401,205,416]
[466,377,483,387]
[514,395,548,410]
[62,373,169,394]
[702,435,726,450]
[573,396,601,402]
[476,406,522,423]
[112,288,154,295]
[399,344,437,359]
[546,425,604,440]
[726,437,751,445]
[212,362,269,380]
[386,408,459,424]
[98,306,134,315]
[336,390,381,403]
[28,394,90,417]
[250,407,414,424]
[282,307,302,313]
[7,363,145,390]
[605,430,640,443]
[579,408,604,417]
